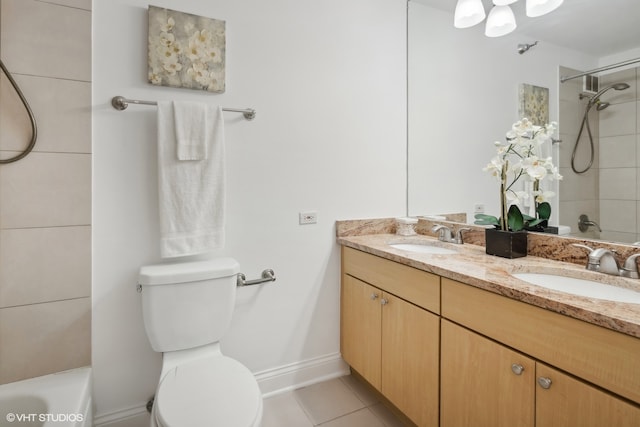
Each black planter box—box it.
[525,225,558,234]
[485,228,527,259]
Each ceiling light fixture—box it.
[485,5,517,37]
[526,0,564,17]
[454,0,486,29]
[453,0,564,37]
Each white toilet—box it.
[138,258,263,427]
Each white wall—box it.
[92,0,407,421]
[408,2,598,220]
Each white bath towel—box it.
[157,101,225,258]
[173,101,209,160]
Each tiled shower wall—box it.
[0,0,91,384]
[598,67,639,243]
[559,65,640,242]
[559,66,600,240]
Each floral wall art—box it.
[148,5,225,92]
[518,83,549,126]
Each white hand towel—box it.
[173,101,209,160]
[157,101,225,258]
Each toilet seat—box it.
[155,355,262,427]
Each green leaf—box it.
[507,205,524,231]
[536,202,551,220]
[527,218,544,227]
[474,214,499,226]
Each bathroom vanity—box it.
[338,227,640,427]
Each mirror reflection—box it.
[408,0,640,244]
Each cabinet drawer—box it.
[342,246,440,314]
[442,278,640,405]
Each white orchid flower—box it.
[483,157,504,179]
[533,190,556,203]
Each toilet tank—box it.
[138,258,240,352]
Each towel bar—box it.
[111,95,256,120]
[237,269,276,287]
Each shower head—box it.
[611,82,630,91]
[588,82,630,108]
[592,82,630,99]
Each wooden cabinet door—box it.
[441,320,535,427]
[536,363,640,427]
[341,274,382,389]
[381,292,439,427]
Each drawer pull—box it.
[537,377,552,389]
[370,293,379,300]
[381,298,389,305]
[511,364,524,375]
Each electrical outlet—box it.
[299,211,318,225]
[474,203,485,214]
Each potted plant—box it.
[474,118,562,258]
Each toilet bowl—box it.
[138,259,263,427]
[152,349,262,427]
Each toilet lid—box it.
[156,356,262,427]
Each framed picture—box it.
[148,5,226,93]
[518,83,549,125]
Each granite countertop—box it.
[338,233,640,339]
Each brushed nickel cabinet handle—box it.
[511,364,524,375]
[537,377,552,389]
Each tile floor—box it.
[262,375,408,427]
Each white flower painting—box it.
[148,6,225,93]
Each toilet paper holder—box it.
[237,269,276,287]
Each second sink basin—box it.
[512,272,640,304]
[388,243,457,255]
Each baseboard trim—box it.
[256,352,350,398]
[94,353,349,426]
[93,403,149,427]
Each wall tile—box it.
[0,74,91,154]
[600,199,636,233]
[0,152,91,228]
[0,297,91,384]
[1,0,91,81]
[559,166,598,202]
[599,134,636,168]
[599,101,636,137]
[599,168,636,200]
[600,230,638,244]
[0,226,90,308]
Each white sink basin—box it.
[512,272,640,304]
[388,243,457,255]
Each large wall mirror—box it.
[408,0,640,244]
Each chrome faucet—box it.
[455,227,471,244]
[620,253,640,279]
[432,224,453,242]
[572,244,620,276]
[432,225,469,244]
